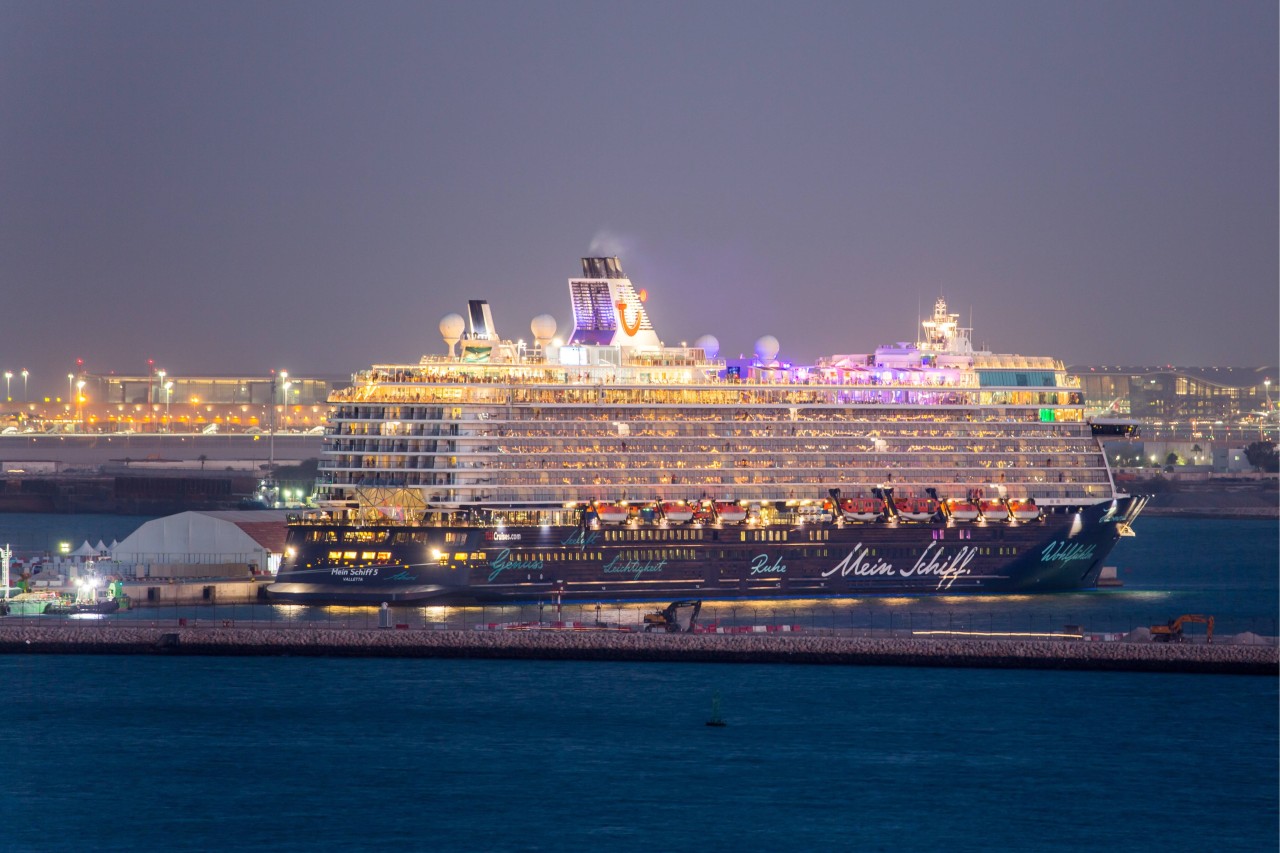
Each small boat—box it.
[840,497,883,522]
[1007,499,1042,521]
[978,499,1009,521]
[713,502,747,523]
[946,499,980,522]
[895,497,939,522]
[660,502,694,523]
[44,598,121,616]
[0,590,64,617]
[593,503,630,524]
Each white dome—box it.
[754,334,780,362]
[530,314,557,341]
[439,313,465,340]
[694,334,720,359]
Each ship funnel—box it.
[467,299,498,341]
[581,257,624,279]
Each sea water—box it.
[0,656,1275,851]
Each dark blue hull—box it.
[267,497,1147,605]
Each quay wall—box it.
[0,625,1274,675]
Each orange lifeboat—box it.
[978,499,1009,521]
[714,502,748,523]
[1006,499,1042,521]
[661,501,694,523]
[896,497,939,522]
[594,503,630,524]
[946,498,980,522]
[840,497,882,522]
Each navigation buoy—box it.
[706,691,727,727]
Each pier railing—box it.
[4,599,1274,644]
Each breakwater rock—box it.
[0,625,1275,675]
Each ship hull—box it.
[266,497,1146,605]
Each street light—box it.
[3,371,10,402]
[21,370,27,402]
[164,381,173,432]
[76,380,85,429]
[67,373,73,405]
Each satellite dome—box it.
[439,313,465,339]
[754,335,780,363]
[694,334,720,359]
[530,314,557,341]
[439,313,465,356]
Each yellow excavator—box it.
[643,600,702,633]
[1150,614,1214,644]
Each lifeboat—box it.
[594,503,630,524]
[1006,499,1042,521]
[714,502,748,524]
[896,497,939,522]
[661,501,694,523]
[840,497,883,522]
[978,499,1009,521]
[946,499,980,522]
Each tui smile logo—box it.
[616,301,642,336]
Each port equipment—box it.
[1150,614,1214,644]
[643,599,702,633]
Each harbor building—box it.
[2,372,346,434]
[1068,365,1276,426]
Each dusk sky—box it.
[2,1,1276,396]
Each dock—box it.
[0,623,1274,675]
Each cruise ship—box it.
[267,257,1146,604]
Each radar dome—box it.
[754,335,780,363]
[530,314,557,342]
[439,313,465,356]
[694,334,719,359]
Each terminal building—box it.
[6,372,346,434]
[1068,365,1275,426]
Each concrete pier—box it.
[0,624,1274,675]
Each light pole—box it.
[21,370,27,402]
[76,380,85,430]
[270,371,288,469]
[67,373,73,405]
[1264,379,1272,439]
[156,370,166,432]
[164,381,173,432]
[3,372,10,402]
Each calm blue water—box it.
[0,657,1274,851]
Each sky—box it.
[1,0,1276,396]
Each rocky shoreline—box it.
[1,624,1274,675]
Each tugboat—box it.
[43,579,128,616]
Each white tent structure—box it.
[110,511,291,578]
[71,540,97,558]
